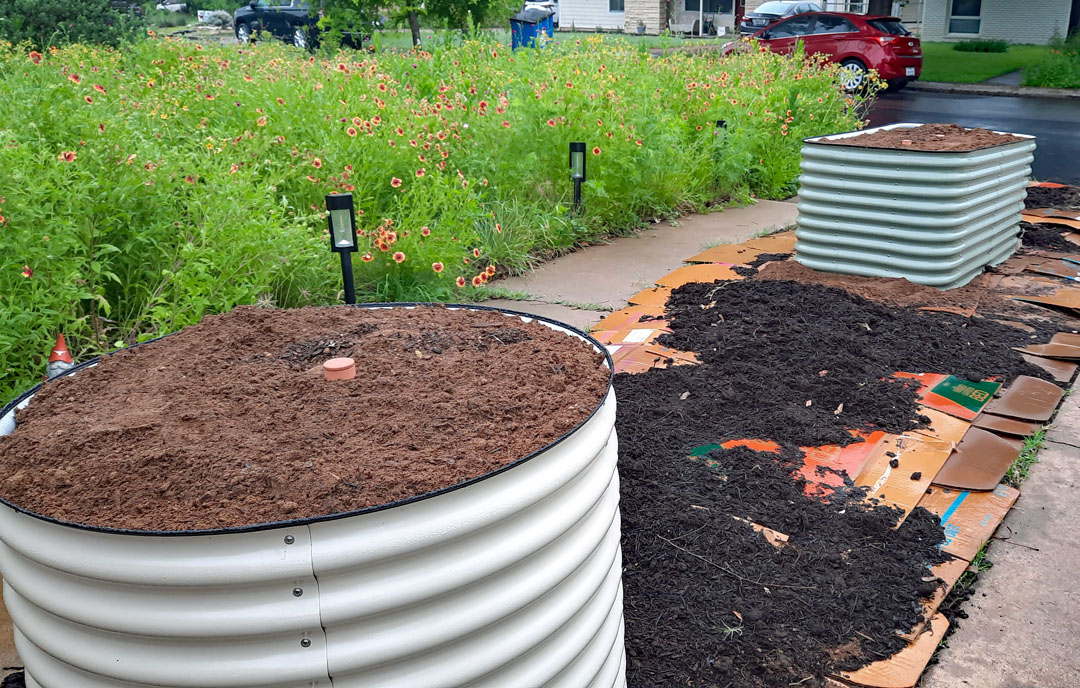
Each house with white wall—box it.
[919,0,1074,44]
[558,0,735,34]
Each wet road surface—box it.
[868,89,1080,185]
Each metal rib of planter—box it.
[794,123,1036,289]
[0,304,626,688]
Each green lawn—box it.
[919,42,1052,83]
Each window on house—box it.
[685,0,727,12]
[949,0,981,33]
[610,0,625,10]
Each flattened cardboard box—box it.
[627,286,673,307]
[685,244,764,265]
[893,373,999,421]
[655,263,742,288]
[918,483,1021,562]
[854,435,953,521]
[837,613,949,688]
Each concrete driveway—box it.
[868,90,1080,186]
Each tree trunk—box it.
[408,10,421,47]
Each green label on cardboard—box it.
[930,376,1001,414]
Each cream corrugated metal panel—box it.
[0,304,625,688]
[794,123,1036,289]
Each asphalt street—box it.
[868,90,1080,185]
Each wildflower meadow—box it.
[0,34,873,398]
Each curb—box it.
[907,80,1080,100]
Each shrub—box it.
[953,39,1009,53]
[0,37,872,399]
[184,0,242,11]
[1023,34,1080,88]
[0,0,139,49]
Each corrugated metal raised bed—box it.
[795,123,1037,289]
[0,305,626,688]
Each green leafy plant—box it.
[1023,34,1080,88]
[0,0,138,49]
[0,36,872,399]
[953,39,1009,53]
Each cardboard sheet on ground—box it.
[743,231,797,253]
[894,373,1001,421]
[1011,287,1080,317]
[1025,259,1080,283]
[1014,343,1080,360]
[627,286,673,307]
[611,343,699,374]
[1051,332,1080,346]
[910,407,970,445]
[900,556,969,642]
[919,483,1020,562]
[655,263,743,288]
[590,327,667,347]
[1019,353,1078,382]
[836,613,949,688]
[684,244,764,265]
[592,304,666,332]
[1023,207,1080,222]
[982,375,1064,422]
[971,412,1042,437]
[932,427,1022,491]
[854,435,954,522]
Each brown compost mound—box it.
[819,123,1025,152]
[0,306,609,531]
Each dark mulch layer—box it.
[619,440,949,688]
[640,280,1052,448]
[1024,185,1080,210]
[1019,222,1080,253]
[0,673,21,688]
[0,306,608,531]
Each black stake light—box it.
[569,141,586,212]
[326,193,358,305]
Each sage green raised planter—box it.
[795,123,1036,289]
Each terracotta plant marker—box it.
[932,427,1021,491]
[322,357,356,381]
[983,375,1064,422]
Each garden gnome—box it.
[46,333,75,380]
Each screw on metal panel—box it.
[293,587,304,597]
[284,535,295,545]
[300,638,312,648]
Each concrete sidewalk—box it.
[921,390,1080,688]
[486,200,798,330]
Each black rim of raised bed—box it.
[0,302,615,537]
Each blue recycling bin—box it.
[510,7,555,50]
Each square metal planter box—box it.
[794,123,1037,289]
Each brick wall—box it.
[625,0,668,33]
[921,0,1071,44]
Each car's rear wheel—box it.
[293,25,309,50]
[236,23,251,44]
[838,58,868,92]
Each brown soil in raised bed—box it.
[819,123,1025,152]
[0,306,609,531]
[1024,185,1080,210]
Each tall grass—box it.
[0,36,872,399]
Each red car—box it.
[722,13,922,91]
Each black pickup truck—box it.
[233,0,367,49]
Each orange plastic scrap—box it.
[655,263,743,288]
[836,613,949,688]
[743,231,798,253]
[627,286,674,307]
[918,483,1020,562]
[854,435,954,523]
[797,431,887,493]
[722,438,783,453]
[900,556,968,642]
[1028,181,1068,188]
[684,244,764,265]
